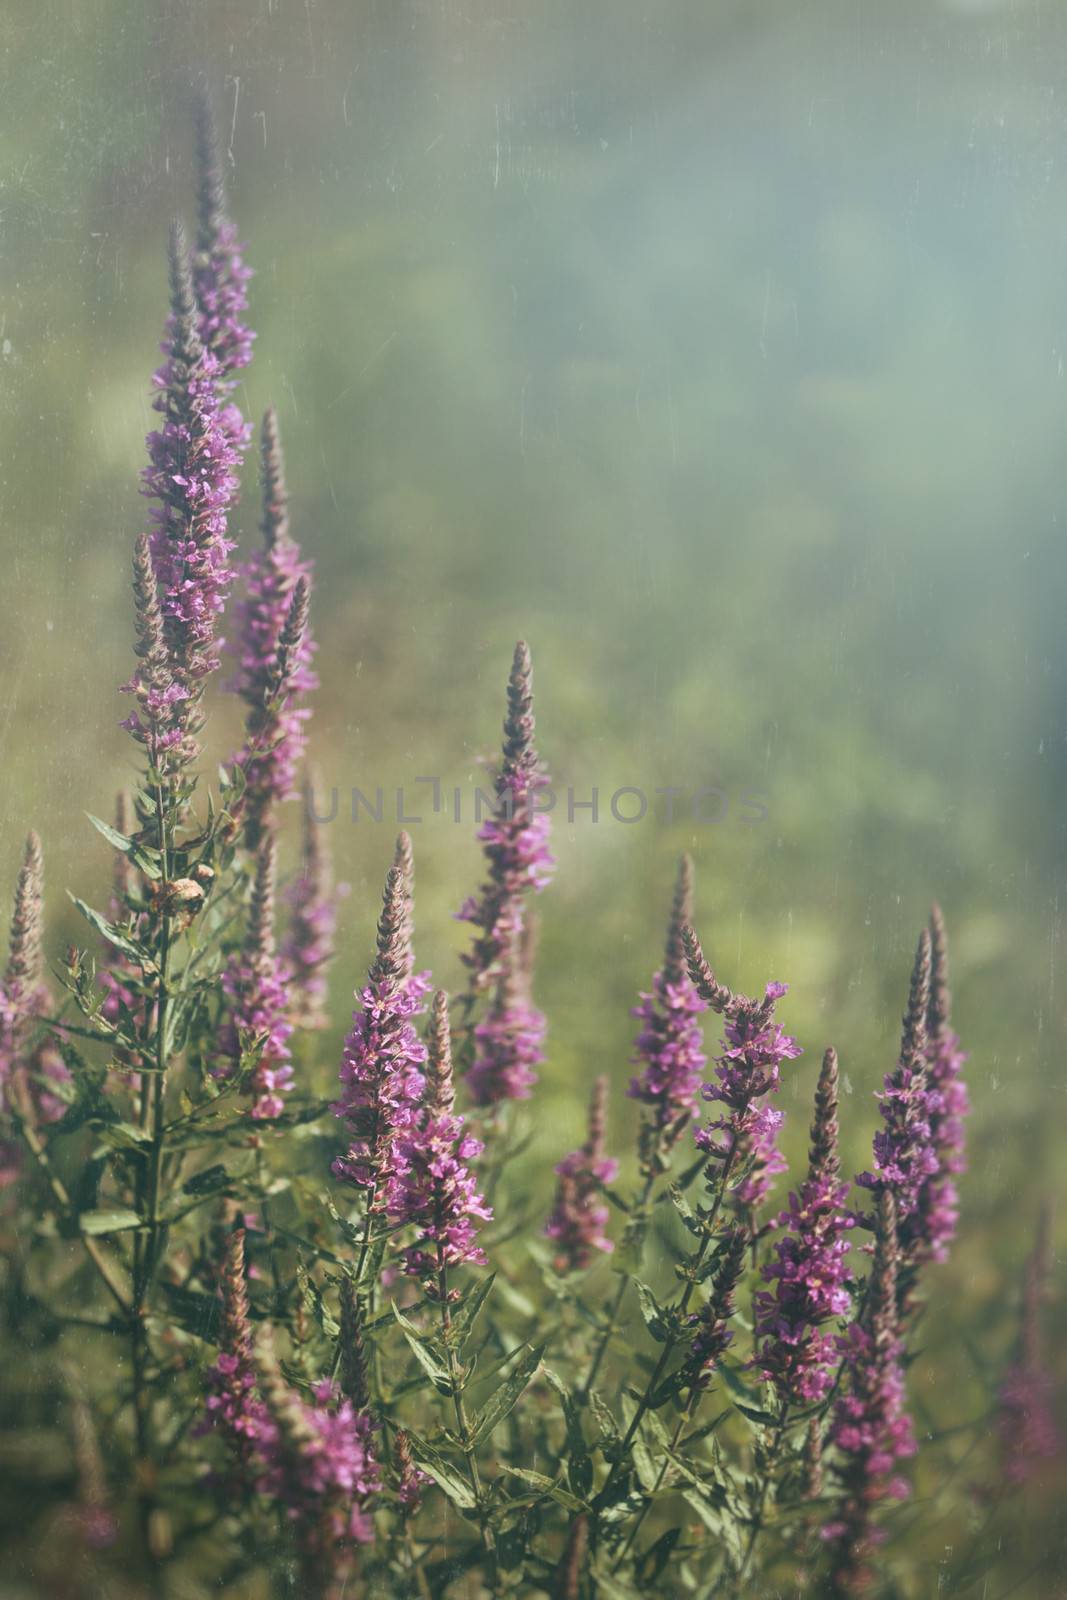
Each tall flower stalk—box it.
[282,774,341,1031]
[997,1205,1060,1485]
[230,410,318,845]
[823,1191,917,1596]
[332,839,429,1221]
[545,1074,618,1273]
[457,642,554,1106]
[216,839,295,1119]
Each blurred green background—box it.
[2,0,1066,1584]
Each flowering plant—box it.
[0,99,1058,1600]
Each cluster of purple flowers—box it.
[0,835,69,1186]
[193,97,255,382]
[386,1111,492,1286]
[628,857,708,1166]
[458,642,554,1105]
[215,843,295,1119]
[229,410,318,842]
[141,226,249,693]
[545,1076,618,1272]
[333,843,430,1191]
[857,916,969,1288]
[688,961,801,1214]
[754,1048,854,1405]
[383,988,492,1289]
[997,1209,1060,1486]
[281,779,342,1031]
[468,959,546,1104]
[202,1232,379,1578]
[685,1228,747,1386]
[824,1194,917,1590]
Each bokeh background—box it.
[3,0,1067,1590]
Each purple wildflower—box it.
[545,1075,619,1272]
[0,834,69,1157]
[230,411,318,844]
[202,1227,273,1462]
[903,904,969,1268]
[337,1277,370,1411]
[136,222,248,726]
[998,1207,1060,1485]
[332,838,430,1193]
[193,93,255,380]
[216,840,295,1119]
[753,1047,855,1405]
[683,1228,747,1387]
[253,1332,380,1584]
[282,775,343,1031]
[823,1192,917,1596]
[385,990,492,1291]
[393,1428,431,1516]
[686,928,801,1219]
[458,642,554,1103]
[856,931,940,1264]
[628,856,708,1172]
[468,909,546,1104]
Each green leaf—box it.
[448,1273,496,1349]
[666,1183,703,1236]
[589,1570,641,1600]
[498,1466,586,1513]
[631,1428,659,1492]
[634,1278,671,1342]
[469,1343,543,1444]
[93,1120,152,1151]
[68,895,153,969]
[733,1401,781,1429]
[79,1207,143,1236]
[85,814,161,879]
[406,1437,476,1509]
[641,1526,682,1582]
[392,1305,452,1392]
[159,1281,221,1342]
[181,1163,231,1197]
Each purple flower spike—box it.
[202,1227,273,1462]
[998,1207,1061,1486]
[230,411,318,844]
[903,904,969,1268]
[546,1075,619,1272]
[145,222,248,680]
[467,908,546,1105]
[458,642,554,1103]
[857,928,963,1296]
[823,1192,917,1596]
[686,928,801,1220]
[628,856,708,1173]
[683,1228,747,1387]
[216,840,295,1119]
[282,774,342,1031]
[333,837,430,1194]
[193,93,255,381]
[253,1331,380,1584]
[385,991,492,1290]
[754,1048,855,1405]
[0,834,69,1164]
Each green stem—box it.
[579,1170,657,1406]
[612,1385,699,1570]
[437,1247,499,1594]
[735,1401,790,1587]
[9,1093,130,1315]
[597,1145,738,1516]
[131,769,174,1557]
